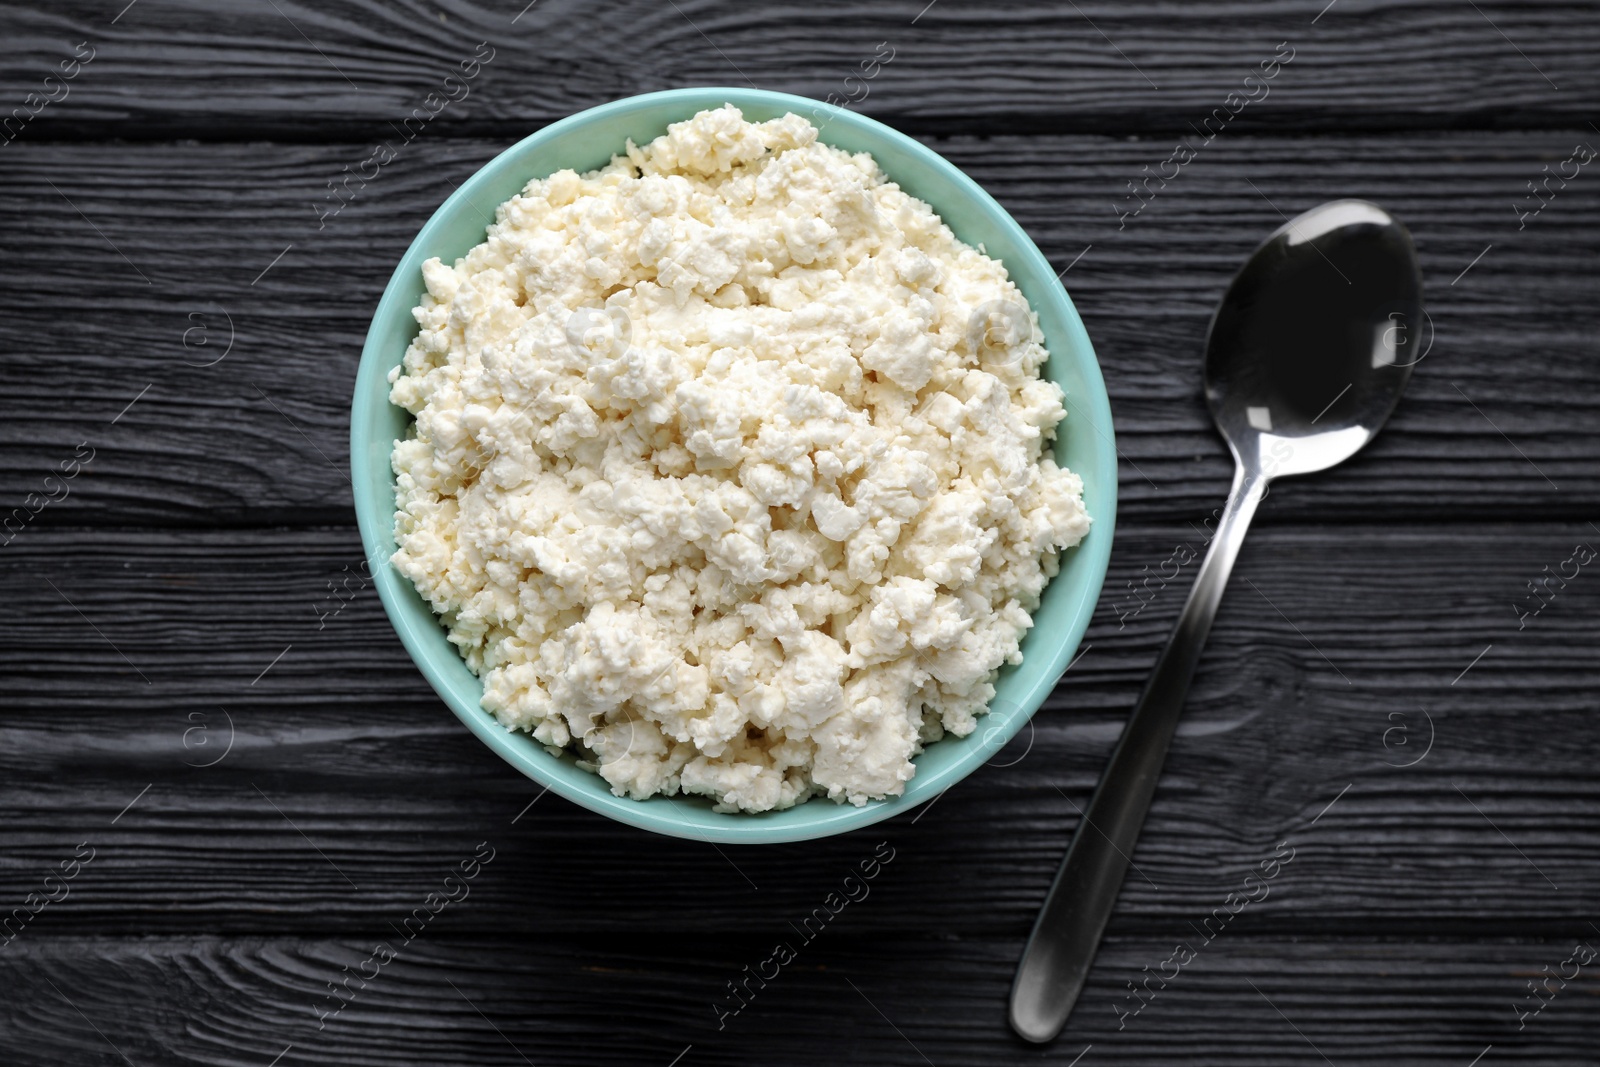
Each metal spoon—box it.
[1009,199,1423,1043]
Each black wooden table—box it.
[3,2,1597,1064]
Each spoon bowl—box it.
[1206,199,1423,481]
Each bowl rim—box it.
[351,86,1117,844]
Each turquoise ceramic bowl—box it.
[351,87,1116,844]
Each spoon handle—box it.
[1009,465,1267,1043]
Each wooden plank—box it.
[1,521,1596,935]
[0,935,1592,1065]
[1,0,1596,140]
[0,131,1595,527]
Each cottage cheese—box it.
[389,105,1090,812]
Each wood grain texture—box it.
[0,936,1594,1066]
[1,522,1595,935]
[0,131,1595,527]
[1,0,1597,140]
[3,4,1598,1062]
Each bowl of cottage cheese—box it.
[352,88,1116,843]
